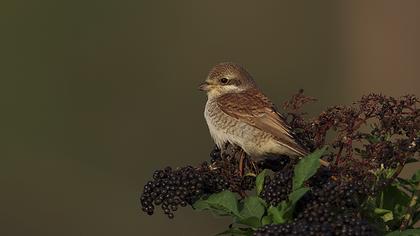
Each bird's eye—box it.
[220,78,228,84]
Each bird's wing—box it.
[217,89,308,156]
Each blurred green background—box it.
[1,1,419,235]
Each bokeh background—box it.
[1,1,419,235]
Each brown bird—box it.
[199,62,327,172]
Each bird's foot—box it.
[244,172,257,177]
[249,160,258,175]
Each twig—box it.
[391,163,405,181]
[335,143,344,165]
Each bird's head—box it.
[199,62,257,98]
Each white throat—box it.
[207,85,245,100]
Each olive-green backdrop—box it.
[1,1,419,235]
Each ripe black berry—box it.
[140,165,229,218]
[254,213,376,236]
[260,168,293,206]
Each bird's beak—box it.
[198,82,210,91]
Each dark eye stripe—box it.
[227,79,241,86]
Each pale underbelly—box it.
[206,116,289,159]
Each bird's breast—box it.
[204,99,232,148]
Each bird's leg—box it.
[242,156,257,177]
[250,159,258,175]
[319,159,330,167]
[238,150,246,177]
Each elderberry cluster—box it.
[254,213,376,236]
[299,178,374,213]
[140,166,229,218]
[259,168,293,206]
[257,164,377,235]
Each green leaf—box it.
[397,177,414,187]
[374,208,394,222]
[386,229,420,236]
[384,168,398,179]
[289,187,310,206]
[193,197,211,210]
[292,147,325,191]
[380,185,411,216]
[268,203,288,224]
[367,134,381,144]
[410,170,420,184]
[238,196,265,227]
[261,215,272,226]
[240,197,265,219]
[238,217,260,229]
[394,204,407,218]
[256,169,268,196]
[257,197,268,208]
[193,191,241,218]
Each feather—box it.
[217,89,308,156]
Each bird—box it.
[199,62,328,173]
